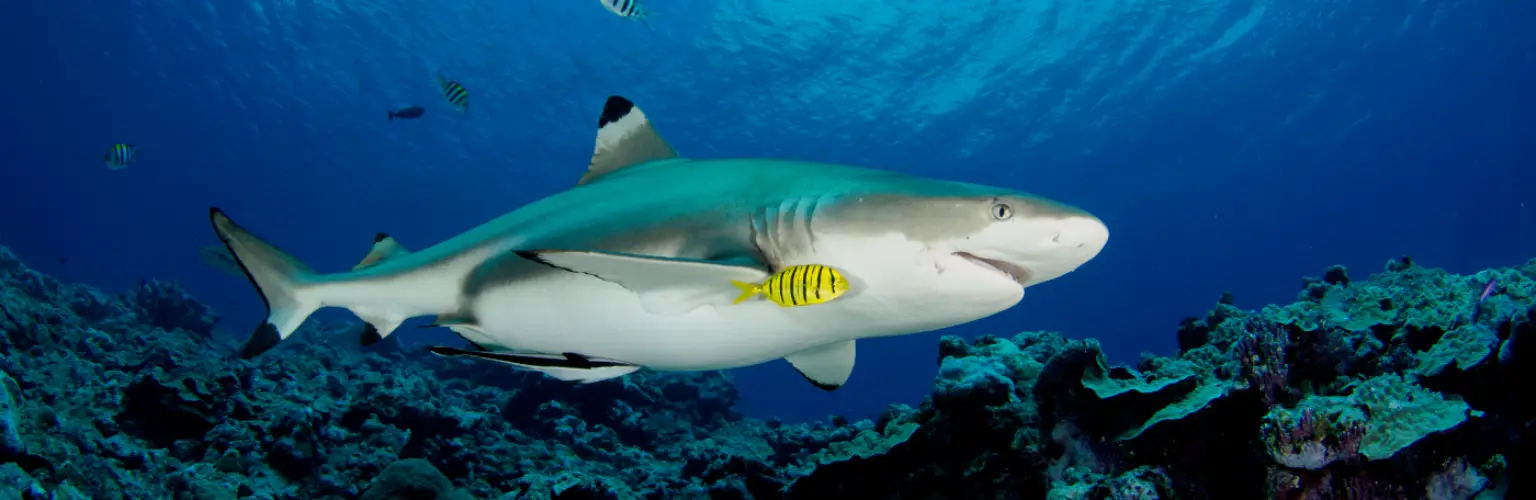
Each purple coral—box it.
[1261,407,1366,470]
[1237,322,1291,406]
[1426,458,1488,500]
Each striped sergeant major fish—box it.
[599,0,651,27]
[731,264,850,308]
[437,74,468,112]
[103,144,138,170]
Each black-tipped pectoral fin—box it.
[783,340,856,391]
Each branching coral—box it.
[1259,406,1366,470]
[1236,319,1291,406]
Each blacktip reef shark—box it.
[209,96,1110,390]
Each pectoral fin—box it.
[784,340,856,391]
[516,249,771,316]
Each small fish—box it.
[103,143,138,170]
[1478,277,1499,303]
[437,75,468,112]
[1468,276,1500,322]
[599,0,652,27]
[389,105,425,121]
[730,264,850,308]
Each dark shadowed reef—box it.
[0,243,1531,499]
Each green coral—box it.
[1348,373,1470,460]
[1079,354,1197,399]
[1272,373,1469,463]
[1064,346,1230,442]
[1118,381,1232,441]
[1325,265,1477,339]
[1266,302,1326,332]
[807,420,921,466]
[1414,324,1499,376]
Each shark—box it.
[210,95,1110,390]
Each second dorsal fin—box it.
[577,96,679,186]
[353,232,412,271]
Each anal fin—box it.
[355,308,407,346]
[427,347,641,383]
[784,340,856,391]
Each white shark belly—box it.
[462,273,877,371]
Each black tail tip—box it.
[241,322,282,358]
[373,232,390,243]
[359,324,383,346]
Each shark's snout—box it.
[956,212,1108,288]
[1024,214,1108,285]
[1057,214,1109,257]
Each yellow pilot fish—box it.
[731,264,850,308]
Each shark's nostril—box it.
[1051,233,1061,244]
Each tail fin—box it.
[730,280,759,305]
[210,208,325,358]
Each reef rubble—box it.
[0,244,1531,499]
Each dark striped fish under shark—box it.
[209,96,1110,390]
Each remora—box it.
[209,96,1110,390]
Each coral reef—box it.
[0,243,1531,498]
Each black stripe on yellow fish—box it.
[811,266,824,302]
[792,266,808,306]
[730,264,850,308]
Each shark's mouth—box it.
[954,252,1033,286]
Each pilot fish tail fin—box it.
[730,280,760,305]
[210,208,327,358]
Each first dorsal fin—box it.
[352,232,411,271]
[577,96,678,186]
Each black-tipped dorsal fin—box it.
[577,96,678,186]
[352,232,412,271]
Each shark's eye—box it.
[991,202,1013,220]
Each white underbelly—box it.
[461,273,878,371]
[451,235,1026,372]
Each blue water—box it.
[1,0,1530,424]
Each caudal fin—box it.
[729,280,759,305]
[210,208,325,358]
